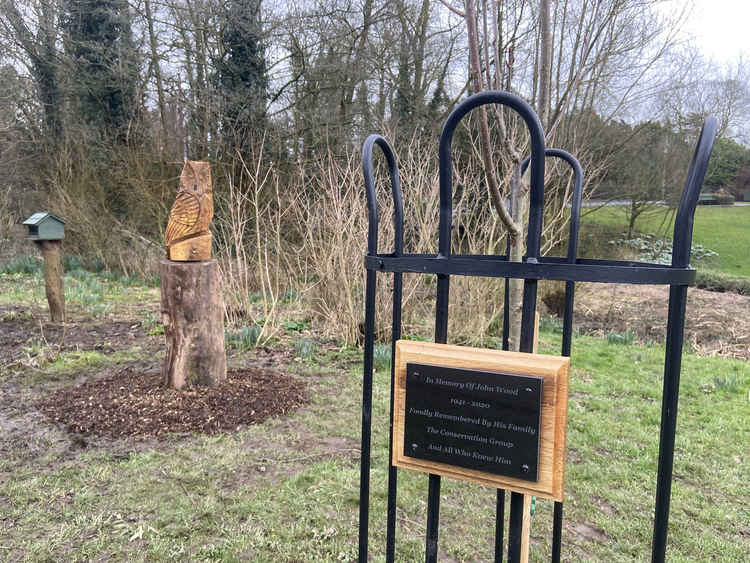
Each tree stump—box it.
[160,259,226,389]
[35,240,65,323]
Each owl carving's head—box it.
[180,160,212,195]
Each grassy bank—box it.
[582,205,750,278]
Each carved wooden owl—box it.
[165,161,214,261]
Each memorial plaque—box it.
[393,340,570,501]
[404,363,542,481]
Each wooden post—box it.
[519,494,532,562]
[160,259,226,389]
[35,240,65,323]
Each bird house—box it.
[22,212,65,241]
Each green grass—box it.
[1,330,747,561]
[0,268,159,313]
[15,348,145,384]
[584,205,750,277]
[45,349,143,375]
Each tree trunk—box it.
[538,0,552,129]
[160,259,226,390]
[144,0,168,144]
[508,176,528,352]
[35,240,65,323]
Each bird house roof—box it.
[23,212,66,226]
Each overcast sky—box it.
[678,0,749,64]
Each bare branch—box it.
[438,0,465,18]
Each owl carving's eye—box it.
[193,184,198,191]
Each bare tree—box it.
[144,0,168,145]
[0,0,63,139]
[438,0,690,348]
[659,53,750,141]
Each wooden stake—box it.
[520,311,541,562]
[519,494,532,562]
[35,240,65,323]
[519,312,541,562]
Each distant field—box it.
[582,205,750,278]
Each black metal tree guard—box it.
[358,90,717,563]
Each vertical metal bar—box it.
[386,271,402,562]
[358,133,379,562]
[358,269,377,562]
[507,260,541,562]
[431,279,448,321]
[362,133,403,561]
[651,285,687,562]
[651,117,716,562]
[521,148,583,562]
[507,492,526,561]
[506,280,536,563]
[552,501,563,562]
[508,106,545,561]
[561,280,575,357]
[426,473,442,563]
[554,149,583,561]
[500,280,514,551]
[498,234,510,562]
[495,489,506,562]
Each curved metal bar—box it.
[362,134,404,256]
[671,117,718,267]
[438,91,547,258]
[522,147,583,563]
[359,134,404,563]
[653,116,717,563]
[520,148,584,263]
[437,92,546,562]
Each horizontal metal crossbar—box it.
[364,254,696,285]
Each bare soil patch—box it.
[572,522,608,543]
[573,283,750,360]
[38,368,309,439]
[0,304,158,367]
[0,379,73,464]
